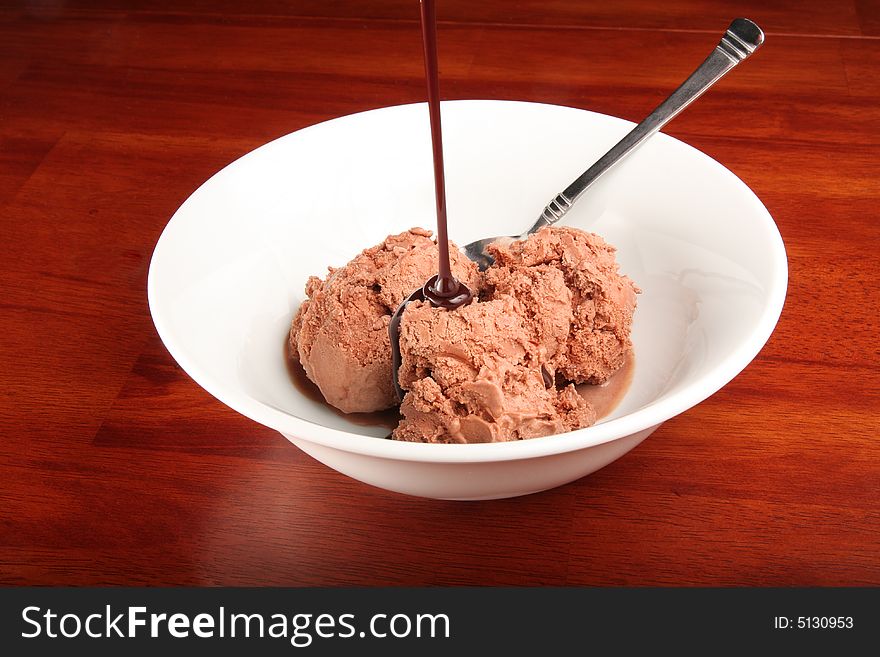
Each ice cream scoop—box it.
[388,0,475,401]
[461,17,765,271]
[392,226,639,444]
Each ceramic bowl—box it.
[148,100,787,500]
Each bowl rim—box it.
[148,99,788,465]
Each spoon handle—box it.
[526,18,764,235]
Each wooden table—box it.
[2,0,878,586]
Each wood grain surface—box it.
[1,0,878,586]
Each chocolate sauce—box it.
[419,0,471,307]
[389,287,425,401]
[390,0,473,401]
[540,364,554,389]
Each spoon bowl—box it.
[147,98,788,499]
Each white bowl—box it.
[148,100,787,500]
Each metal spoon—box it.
[461,17,765,270]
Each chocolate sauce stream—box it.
[390,0,475,402]
[420,0,454,297]
[418,0,471,306]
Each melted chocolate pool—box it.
[575,351,635,420]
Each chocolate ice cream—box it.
[392,226,638,443]
[393,293,595,443]
[289,226,638,441]
[487,226,638,384]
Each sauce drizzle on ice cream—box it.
[417,0,472,308]
[389,0,474,401]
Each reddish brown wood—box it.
[1,0,878,586]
